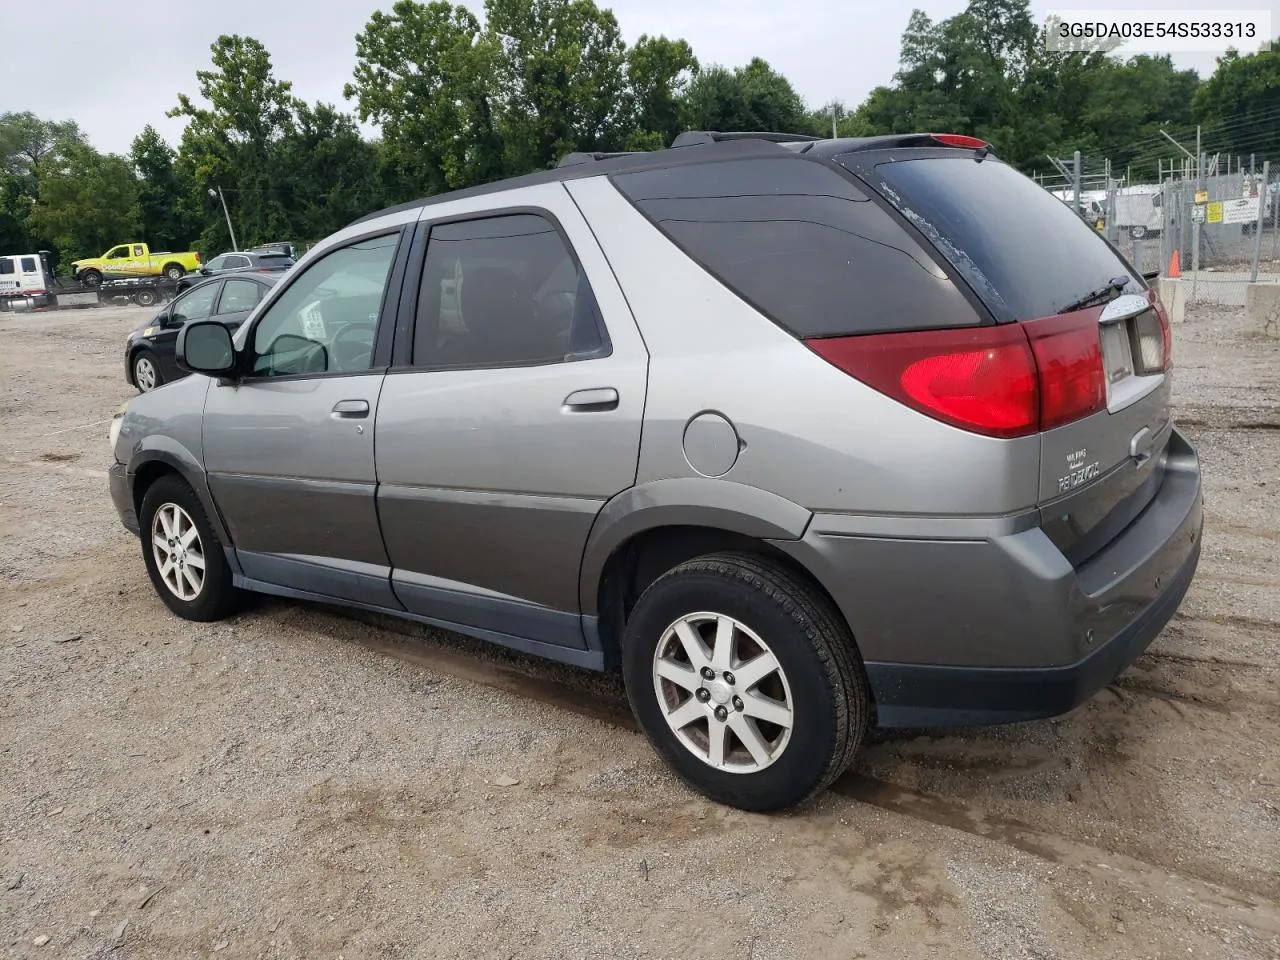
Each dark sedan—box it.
[175,250,294,292]
[125,273,280,392]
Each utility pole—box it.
[831,103,838,140]
[1250,160,1270,282]
[1193,125,1202,302]
[209,185,238,252]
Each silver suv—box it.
[108,131,1203,811]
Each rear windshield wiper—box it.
[1059,276,1130,314]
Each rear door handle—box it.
[331,399,370,419]
[562,388,619,412]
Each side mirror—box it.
[176,320,237,378]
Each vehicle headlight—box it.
[108,403,127,453]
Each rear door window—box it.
[611,158,981,338]
[20,257,36,273]
[855,155,1142,322]
[217,279,262,314]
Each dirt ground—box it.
[1,301,1278,960]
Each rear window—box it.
[859,155,1141,323]
[611,158,982,338]
[21,257,36,272]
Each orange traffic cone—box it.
[1167,250,1181,277]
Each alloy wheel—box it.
[652,612,794,773]
[150,503,206,601]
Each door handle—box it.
[331,399,370,419]
[562,388,619,412]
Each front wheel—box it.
[132,351,162,393]
[138,474,243,621]
[622,552,870,812]
[79,269,102,288]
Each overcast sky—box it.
[4,0,1275,155]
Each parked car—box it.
[124,273,279,393]
[196,249,296,278]
[72,242,201,286]
[107,130,1202,812]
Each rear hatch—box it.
[834,141,1173,566]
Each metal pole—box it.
[217,185,239,252]
[1191,127,1202,303]
[831,103,838,140]
[1250,160,1269,283]
[1073,150,1082,220]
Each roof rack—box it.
[670,131,822,148]
[556,150,649,168]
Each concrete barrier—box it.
[1156,277,1187,324]
[1245,283,1280,338]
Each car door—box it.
[150,281,222,380]
[374,185,648,658]
[103,246,131,279]
[201,227,408,608]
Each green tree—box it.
[623,34,699,147]
[280,102,386,240]
[27,142,140,270]
[684,58,808,133]
[131,125,198,252]
[1192,44,1280,157]
[169,35,302,253]
[345,1,504,196]
[487,0,632,171]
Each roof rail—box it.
[670,131,822,148]
[556,150,649,168]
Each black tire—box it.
[138,474,243,622]
[131,350,162,393]
[135,289,157,307]
[621,552,870,812]
[80,269,102,287]
[163,263,185,281]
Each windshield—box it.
[857,155,1142,322]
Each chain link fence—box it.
[1039,157,1280,308]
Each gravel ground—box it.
[1,302,1278,960]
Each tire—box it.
[135,289,157,307]
[80,269,102,287]
[163,263,185,281]
[621,552,870,812]
[138,474,242,621]
[1130,225,1147,240]
[132,351,162,393]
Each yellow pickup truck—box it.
[72,243,202,286]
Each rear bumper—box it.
[109,462,140,536]
[773,426,1203,728]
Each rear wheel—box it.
[138,474,242,621]
[621,552,870,812]
[132,352,161,393]
[163,263,185,281]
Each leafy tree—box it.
[1192,44,1280,157]
[0,112,85,175]
[169,35,303,253]
[487,0,632,171]
[345,1,504,195]
[280,102,386,240]
[27,142,140,271]
[684,58,808,133]
[623,35,698,147]
[131,125,198,252]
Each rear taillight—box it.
[806,325,1038,438]
[1023,313,1106,431]
[806,311,1110,439]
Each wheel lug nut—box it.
[733,696,744,711]
[723,671,735,685]
[700,666,715,680]
[714,705,728,721]
[696,688,710,702]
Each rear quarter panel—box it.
[566,176,1041,518]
